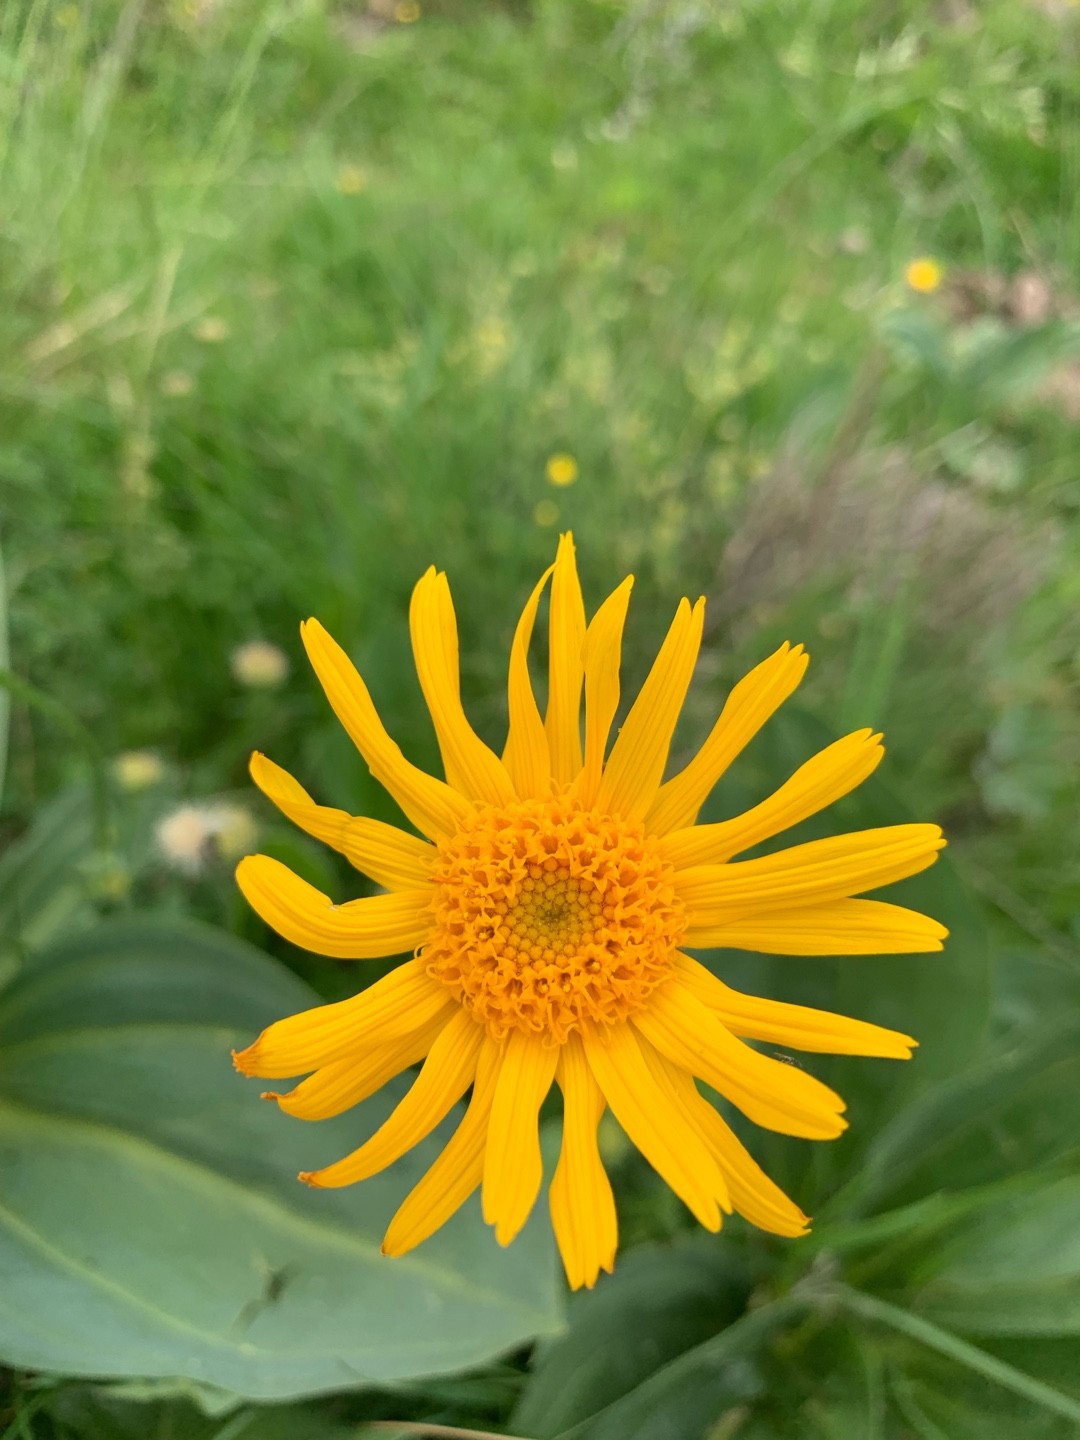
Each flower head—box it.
[158,802,258,875]
[545,453,580,488]
[234,537,946,1288]
[114,749,165,791]
[335,164,368,197]
[905,257,943,294]
[194,316,230,344]
[231,639,290,689]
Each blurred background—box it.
[2,1,1080,1437]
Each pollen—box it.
[424,793,686,1042]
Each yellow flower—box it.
[394,0,421,20]
[160,369,194,397]
[545,453,580,488]
[533,499,560,528]
[114,749,165,791]
[194,316,230,344]
[905,257,943,294]
[234,537,947,1289]
[231,639,290,689]
[335,164,368,197]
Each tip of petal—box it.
[232,1045,258,1075]
[298,1170,324,1188]
[259,1090,284,1105]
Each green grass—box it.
[3,1,1080,1436]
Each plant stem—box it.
[833,1284,1080,1425]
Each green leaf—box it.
[512,1234,753,1439]
[0,916,561,1399]
[914,1176,1080,1337]
[540,1294,807,1440]
[833,1286,1080,1428]
[825,1015,1080,1220]
[0,785,99,965]
[0,539,8,810]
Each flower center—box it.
[424,793,686,1041]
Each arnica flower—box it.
[234,537,946,1289]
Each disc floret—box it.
[424,793,686,1041]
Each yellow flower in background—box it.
[194,316,230,343]
[533,499,560,528]
[212,804,259,862]
[234,537,946,1288]
[160,369,194,397]
[114,749,165,791]
[394,0,421,21]
[545,453,580,487]
[232,639,290,689]
[905,257,943,294]
[335,164,369,197]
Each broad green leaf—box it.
[914,1176,1080,1337]
[512,1234,753,1439]
[0,785,98,964]
[0,915,561,1399]
[44,1385,359,1440]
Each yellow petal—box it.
[249,752,436,890]
[503,563,555,799]
[382,1036,502,1257]
[660,729,884,868]
[582,1022,725,1231]
[656,1055,810,1237]
[482,1031,559,1246]
[647,642,809,836]
[596,597,705,822]
[633,981,848,1140]
[233,958,448,1079]
[676,824,946,926]
[576,577,634,808]
[302,1008,483,1188]
[546,534,586,785]
[684,897,950,954]
[301,617,470,839]
[675,953,915,1059]
[550,1035,617,1290]
[409,568,515,805]
[236,854,432,960]
[263,1013,450,1120]
[635,1035,731,1214]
